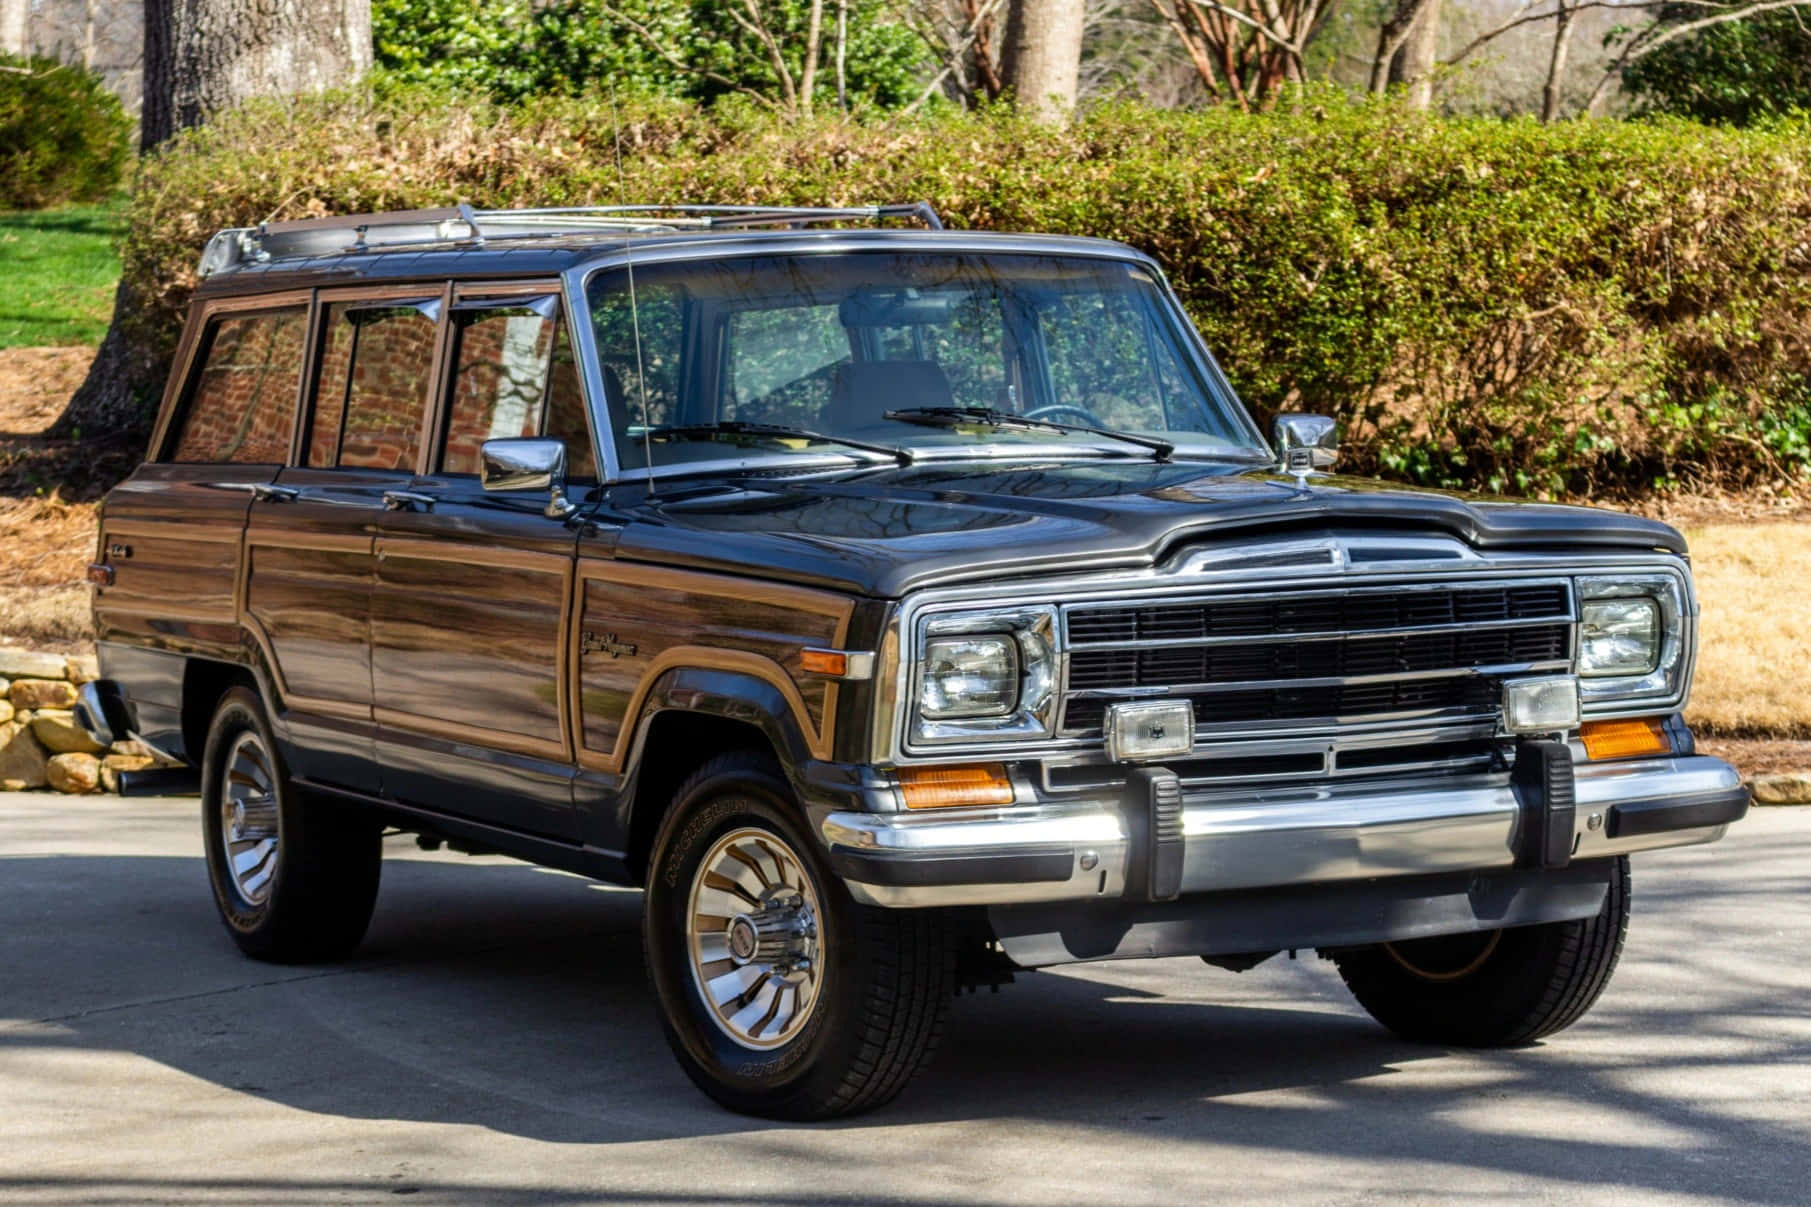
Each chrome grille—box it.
[1060,581,1574,737]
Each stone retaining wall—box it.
[0,647,154,793]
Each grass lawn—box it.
[0,202,125,348]
[1685,521,1811,739]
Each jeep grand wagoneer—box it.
[78,203,1749,1119]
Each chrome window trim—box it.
[881,549,1696,765]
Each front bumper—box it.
[822,754,1747,909]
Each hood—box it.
[603,460,1686,598]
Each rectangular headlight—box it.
[918,635,1018,719]
[1580,597,1660,677]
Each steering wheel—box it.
[1023,403,1107,428]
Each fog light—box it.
[1502,676,1580,734]
[899,764,1015,810]
[1105,700,1195,762]
[1580,716,1670,760]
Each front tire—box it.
[643,751,954,1120]
[201,687,382,963]
[1330,856,1631,1047]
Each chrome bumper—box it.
[822,755,1747,909]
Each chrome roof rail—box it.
[197,201,945,276]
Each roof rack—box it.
[197,201,945,276]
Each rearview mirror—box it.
[1272,414,1339,474]
[480,437,575,518]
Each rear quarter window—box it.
[168,308,308,463]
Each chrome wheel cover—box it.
[219,731,281,906]
[685,826,825,1050]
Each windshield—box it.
[584,251,1269,472]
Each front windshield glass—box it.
[584,251,1268,471]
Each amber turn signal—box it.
[1580,716,1670,760]
[799,649,848,677]
[899,763,1015,810]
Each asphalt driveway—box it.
[2,791,1806,1205]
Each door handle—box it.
[382,490,436,512]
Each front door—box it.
[371,290,597,839]
[243,291,444,791]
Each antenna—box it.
[608,92,658,493]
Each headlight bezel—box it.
[1574,572,1691,713]
[907,605,1058,746]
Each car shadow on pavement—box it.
[2,837,1808,1205]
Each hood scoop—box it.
[1162,530,1480,578]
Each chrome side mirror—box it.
[1272,414,1339,474]
[480,437,576,519]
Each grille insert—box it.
[1059,581,1572,737]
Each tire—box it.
[201,686,382,963]
[643,751,954,1120]
[1330,856,1631,1047]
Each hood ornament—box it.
[1272,414,1340,483]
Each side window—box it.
[169,308,307,463]
[307,301,439,471]
[437,298,596,481]
[440,303,556,475]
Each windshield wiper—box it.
[883,406,1173,463]
[646,422,914,466]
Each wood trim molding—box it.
[376,536,571,574]
[103,519,245,545]
[245,529,375,555]
[373,705,568,763]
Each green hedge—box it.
[120,88,1811,497]
[0,55,130,209]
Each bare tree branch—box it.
[1585,0,1811,113]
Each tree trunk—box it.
[0,0,28,58]
[999,0,1085,122]
[58,0,371,441]
[1541,0,1576,123]
[1389,0,1441,109]
[142,0,371,150]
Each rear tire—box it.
[643,751,954,1120]
[201,687,381,963]
[1330,856,1631,1047]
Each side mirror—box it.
[1272,414,1339,474]
[480,437,576,519]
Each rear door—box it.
[370,286,597,839]
[243,289,446,790]
[95,295,311,757]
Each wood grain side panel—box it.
[244,543,373,712]
[573,562,854,772]
[371,550,571,757]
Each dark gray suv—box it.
[79,203,1748,1119]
